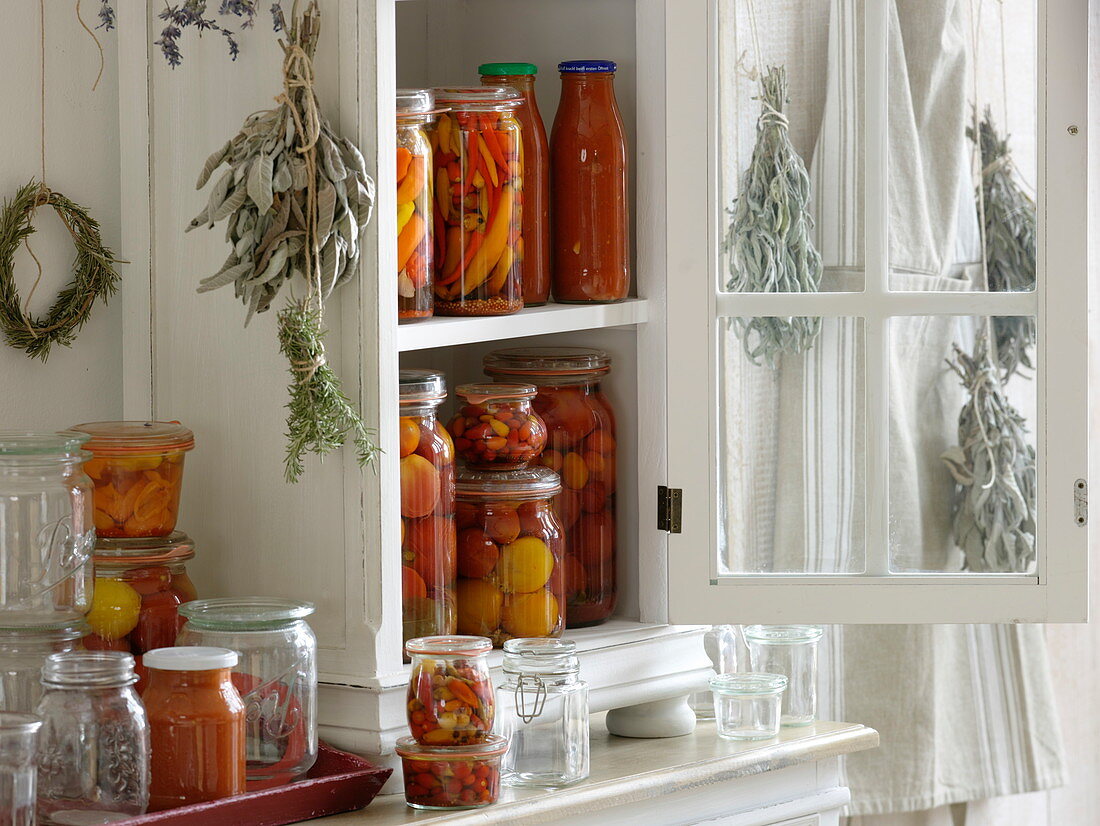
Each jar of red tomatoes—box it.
[431,87,524,316]
[448,383,548,470]
[454,466,565,645]
[483,348,617,627]
[405,635,494,746]
[396,734,507,810]
[399,370,457,647]
[397,88,435,321]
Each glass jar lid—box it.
[71,421,195,456]
[397,88,435,116]
[433,86,522,112]
[178,597,315,631]
[558,59,617,74]
[395,733,508,760]
[405,635,492,658]
[502,638,579,677]
[0,712,42,734]
[94,531,195,567]
[743,625,824,645]
[455,383,537,404]
[0,431,89,457]
[456,466,561,500]
[478,62,538,76]
[0,615,89,641]
[483,347,611,380]
[709,672,788,696]
[42,651,137,688]
[399,369,447,405]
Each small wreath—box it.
[0,180,122,360]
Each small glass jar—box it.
[176,598,317,789]
[690,625,740,720]
[455,467,565,646]
[431,87,524,317]
[399,370,457,648]
[71,421,195,539]
[0,432,95,621]
[397,88,436,321]
[496,638,589,788]
[143,647,246,811]
[395,734,507,811]
[35,651,150,823]
[0,619,87,714]
[710,673,787,741]
[484,348,617,628]
[448,384,548,470]
[744,625,824,727]
[0,712,42,826]
[405,636,494,747]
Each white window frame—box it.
[665,0,1089,624]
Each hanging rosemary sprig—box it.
[969,108,1036,382]
[725,65,822,368]
[941,331,1037,573]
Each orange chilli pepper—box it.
[396,146,413,182]
[479,119,509,173]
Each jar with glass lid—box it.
[405,635,494,747]
[744,625,824,726]
[431,87,524,316]
[447,383,548,470]
[399,369,457,647]
[496,638,589,787]
[176,598,318,788]
[484,348,617,628]
[397,88,436,321]
[0,431,94,621]
[0,618,87,714]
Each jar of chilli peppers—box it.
[454,466,565,646]
[431,87,524,316]
[397,89,436,321]
[448,383,548,470]
[399,370,458,648]
[483,348,616,627]
[72,421,195,538]
[405,635,494,746]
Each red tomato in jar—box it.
[406,516,457,586]
[130,589,183,653]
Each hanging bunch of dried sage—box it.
[725,65,823,369]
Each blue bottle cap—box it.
[557,60,617,74]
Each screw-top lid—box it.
[456,465,561,500]
[179,597,315,631]
[433,86,522,112]
[405,635,492,658]
[94,531,195,566]
[483,347,611,381]
[71,421,195,456]
[42,651,137,688]
[399,369,447,405]
[144,646,237,671]
[397,88,435,116]
[558,59,617,74]
[455,383,538,404]
[478,62,538,76]
[709,672,788,696]
[743,625,824,645]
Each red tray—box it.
[119,743,391,825]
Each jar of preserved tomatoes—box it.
[395,734,507,810]
[71,421,195,538]
[405,635,494,747]
[0,619,87,714]
[448,383,547,470]
[431,87,524,316]
[454,466,565,645]
[484,348,617,627]
[550,61,630,303]
[478,63,550,306]
[397,89,436,321]
[399,370,457,647]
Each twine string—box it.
[75,0,106,93]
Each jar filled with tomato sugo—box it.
[399,370,457,648]
[405,635,494,746]
[71,421,195,538]
[431,87,524,316]
[550,60,629,303]
[478,63,550,306]
[483,348,617,627]
[454,466,565,646]
[448,383,547,470]
[397,88,436,321]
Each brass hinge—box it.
[1074,479,1088,526]
[657,486,682,533]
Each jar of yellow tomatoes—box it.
[454,466,564,647]
[397,89,436,321]
[400,370,457,648]
[483,348,617,628]
[71,421,195,539]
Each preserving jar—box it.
[0,619,86,714]
[35,652,150,823]
[550,61,629,303]
[478,63,550,306]
[0,712,42,826]
[496,638,589,787]
[710,673,787,741]
[431,87,524,316]
[690,625,740,720]
[143,647,245,811]
[399,370,457,647]
[71,421,195,538]
[176,598,317,789]
[87,532,198,693]
[455,467,565,645]
[448,383,548,470]
[744,625,824,726]
[397,88,436,321]
[484,348,617,627]
[405,635,493,746]
[396,734,507,811]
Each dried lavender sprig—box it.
[97,1,116,31]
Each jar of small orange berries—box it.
[454,466,564,647]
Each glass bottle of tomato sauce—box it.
[478,63,550,306]
[550,60,629,303]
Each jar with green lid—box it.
[397,88,436,321]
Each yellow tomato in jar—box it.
[498,536,554,594]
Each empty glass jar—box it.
[0,619,87,714]
[744,625,824,726]
[690,625,740,720]
[0,712,42,826]
[710,673,787,741]
[496,638,589,787]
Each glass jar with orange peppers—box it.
[431,87,524,316]
[483,348,617,628]
[397,89,436,321]
[399,370,458,647]
[71,421,195,539]
[448,383,547,470]
[454,467,565,646]
[405,635,494,747]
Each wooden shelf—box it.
[396,298,649,352]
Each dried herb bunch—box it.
[941,332,1037,573]
[725,65,823,368]
[969,108,1036,381]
